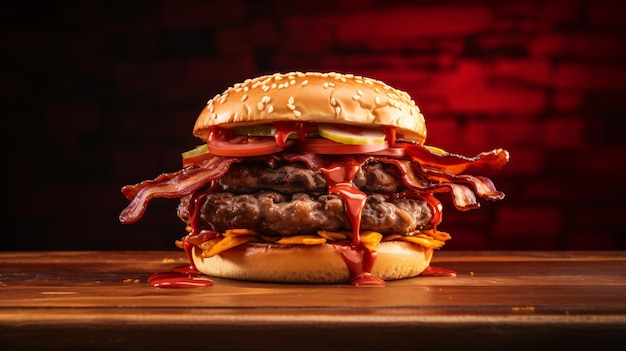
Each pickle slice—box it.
[232,124,276,136]
[318,124,386,145]
[181,144,209,158]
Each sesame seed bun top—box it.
[193,72,427,143]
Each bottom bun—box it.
[191,241,434,283]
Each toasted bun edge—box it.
[191,241,434,283]
[193,72,427,143]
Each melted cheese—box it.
[277,235,327,245]
[359,231,383,252]
[195,229,450,258]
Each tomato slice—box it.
[207,136,295,157]
[299,138,389,155]
[364,147,405,157]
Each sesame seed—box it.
[328,82,335,87]
[323,82,329,89]
[335,106,341,115]
[293,110,302,117]
[301,80,309,86]
[287,103,296,110]
[258,102,265,110]
[261,95,271,104]
[352,94,361,100]
[290,79,296,85]
[243,86,249,92]
[330,97,336,106]
[267,105,274,113]
[271,83,277,89]
[357,89,363,96]
[263,85,270,92]
[288,96,294,105]
[375,96,381,105]
[241,94,248,102]
[340,77,347,83]
[274,74,283,81]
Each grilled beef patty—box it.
[178,161,433,236]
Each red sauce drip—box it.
[148,194,215,288]
[319,156,385,287]
[333,245,383,286]
[207,126,230,142]
[320,157,364,246]
[274,121,309,148]
[382,126,397,146]
[420,193,443,232]
[420,265,457,277]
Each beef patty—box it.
[178,161,433,236]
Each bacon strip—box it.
[379,158,481,210]
[282,152,325,170]
[414,164,505,201]
[119,144,508,224]
[402,143,510,175]
[119,157,239,224]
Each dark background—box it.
[2,0,625,251]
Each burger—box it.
[119,72,509,286]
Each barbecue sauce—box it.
[148,269,213,288]
[274,121,309,148]
[420,265,457,277]
[320,156,385,286]
[420,193,443,232]
[148,193,215,288]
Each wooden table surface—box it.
[1,250,625,350]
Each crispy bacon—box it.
[411,161,505,201]
[119,145,508,224]
[119,157,240,224]
[282,152,325,170]
[402,142,510,175]
[378,158,481,210]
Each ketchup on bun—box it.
[120,72,509,286]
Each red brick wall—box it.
[3,0,625,250]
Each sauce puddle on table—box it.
[148,265,213,288]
